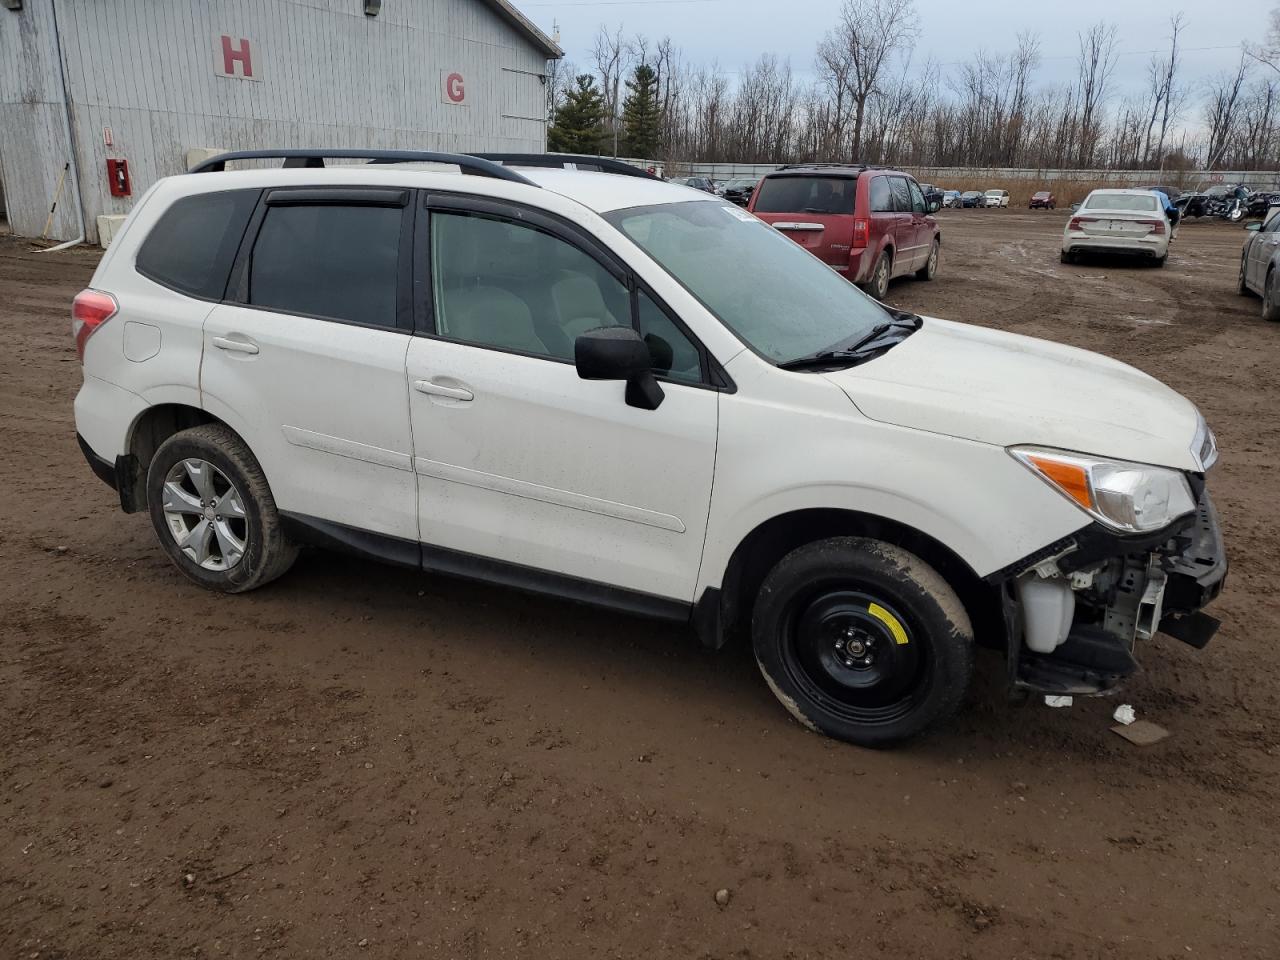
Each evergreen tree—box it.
[548,75,609,154]
[621,64,662,158]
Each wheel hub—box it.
[161,458,249,572]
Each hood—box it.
[825,317,1201,470]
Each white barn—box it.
[0,0,560,244]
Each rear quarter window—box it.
[135,190,258,299]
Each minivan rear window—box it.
[753,177,856,215]
[135,190,258,299]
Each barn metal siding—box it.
[0,2,83,240]
[0,0,552,242]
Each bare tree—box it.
[1075,22,1119,167]
[821,0,919,163]
[592,25,630,156]
[1245,5,1280,75]
[1204,55,1250,167]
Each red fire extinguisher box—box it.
[106,158,131,197]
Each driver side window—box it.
[430,210,706,384]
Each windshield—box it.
[985,190,1001,196]
[604,200,892,363]
[752,176,857,215]
[1083,193,1159,212]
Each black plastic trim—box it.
[420,542,692,622]
[265,187,408,207]
[280,512,421,568]
[77,433,117,491]
[278,512,693,623]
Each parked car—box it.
[917,182,945,210]
[1061,189,1170,266]
[960,190,986,208]
[73,148,1226,748]
[1239,206,1280,321]
[747,163,941,300]
[942,189,963,208]
[1140,184,1183,203]
[720,177,759,207]
[671,176,716,193]
[1029,191,1056,210]
[984,189,1010,209]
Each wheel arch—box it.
[696,507,1004,654]
[119,403,228,512]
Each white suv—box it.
[72,149,1227,746]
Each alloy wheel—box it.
[161,458,248,571]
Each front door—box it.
[1247,210,1280,290]
[200,187,419,542]
[405,199,718,603]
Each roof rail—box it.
[774,162,880,172]
[187,149,537,185]
[469,153,662,180]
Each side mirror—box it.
[1245,222,1262,232]
[928,200,941,213]
[575,326,664,410]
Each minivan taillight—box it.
[72,289,118,362]
[852,217,870,248]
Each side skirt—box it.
[278,511,692,625]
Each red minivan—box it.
[747,164,941,300]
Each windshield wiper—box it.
[777,314,922,371]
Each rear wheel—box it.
[862,252,891,300]
[916,240,939,281]
[1060,250,1074,264]
[1152,253,1167,268]
[1265,270,1280,322]
[146,424,297,593]
[752,537,974,747]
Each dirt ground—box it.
[2,209,1278,960]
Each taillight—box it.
[72,289,118,362]
[852,217,870,248]
[1139,219,1167,234]
[1067,216,1096,231]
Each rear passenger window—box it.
[889,178,912,213]
[136,190,257,299]
[869,177,893,213]
[248,205,402,328]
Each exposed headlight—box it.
[1010,446,1197,534]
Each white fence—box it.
[614,157,1280,190]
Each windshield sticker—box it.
[721,205,759,223]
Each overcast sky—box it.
[521,0,1255,97]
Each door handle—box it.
[212,336,259,355]
[414,379,473,402]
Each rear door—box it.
[751,175,856,273]
[200,186,419,542]
[888,177,922,274]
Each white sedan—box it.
[1061,189,1170,267]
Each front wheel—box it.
[862,252,891,300]
[1238,258,1251,296]
[916,239,939,281]
[146,424,298,593]
[752,537,974,747]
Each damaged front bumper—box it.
[997,492,1227,696]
